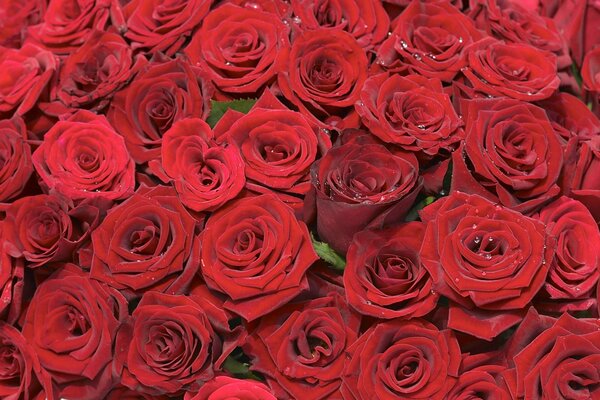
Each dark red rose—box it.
[90,185,199,296]
[44,30,145,114]
[0,118,33,203]
[22,265,128,400]
[0,322,54,400]
[244,293,361,399]
[108,56,214,164]
[0,44,57,117]
[184,3,289,95]
[123,0,213,56]
[356,73,464,157]
[184,376,277,400]
[32,110,135,201]
[468,0,570,70]
[344,222,438,320]
[447,363,511,400]
[215,92,319,216]
[27,0,125,54]
[115,286,243,395]
[561,136,600,222]
[505,311,600,399]
[158,118,245,212]
[290,0,389,50]
[537,92,600,143]
[2,194,107,268]
[0,242,24,324]
[106,385,169,400]
[376,1,483,82]
[0,0,46,48]
[460,37,560,101]
[582,46,600,93]
[278,28,368,129]
[199,194,318,321]
[311,131,421,254]
[419,192,554,339]
[341,319,460,400]
[452,98,563,214]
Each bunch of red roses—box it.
[0,0,599,398]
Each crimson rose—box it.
[0,118,33,203]
[184,376,277,400]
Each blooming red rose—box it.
[45,30,145,114]
[106,386,169,400]
[215,93,319,215]
[278,28,368,129]
[159,118,245,212]
[184,376,277,400]
[0,0,46,48]
[114,286,243,395]
[0,118,33,203]
[452,98,563,214]
[460,37,560,101]
[90,185,199,295]
[376,1,483,82]
[582,45,600,93]
[123,0,213,56]
[108,56,214,164]
[344,222,438,320]
[341,319,461,400]
[22,265,128,400]
[506,311,600,399]
[2,194,107,268]
[290,0,389,50]
[32,110,135,201]
[184,3,289,94]
[356,73,464,157]
[27,0,125,54]
[0,44,57,117]
[0,243,24,324]
[537,92,600,143]
[244,293,361,399]
[446,363,511,400]
[200,194,318,321]
[419,192,554,339]
[534,197,599,313]
[0,322,54,400]
[311,131,421,254]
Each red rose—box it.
[452,98,563,214]
[537,92,600,143]
[419,192,554,339]
[243,293,361,399]
[32,110,135,201]
[0,118,33,203]
[290,0,390,50]
[0,322,54,400]
[158,118,246,212]
[582,46,600,113]
[115,286,242,395]
[0,0,46,48]
[341,319,461,400]
[561,137,600,222]
[22,265,128,400]
[0,243,24,324]
[356,73,464,157]
[123,0,213,56]
[311,131,421,254]
[506,311,600,399]
[215,92,319,215]
[460,37,560,101]
[108,56,214,164]
[376,1,483,82]
[106,386,169,400]
[2,194,107,268]
[184,376,277,400]
[278,29,368,129]
[90,185,199,295]
[184,3,289,94]
[344,222,438,320]
[0,44,57,117]
[199,194,318,321]
[45,30,145,114]
[27,0,125,54]
[534,197,600,313]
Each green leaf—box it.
[441,161,453,196]
[310,233,346,271]
[404,196,436,222]
[588,102,593,111]
[206,98,257,128]
[571,62,583,89]
[223,356,262,381]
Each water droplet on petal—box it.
[484,254,492,260]
[527,91,534,96]
[292,16,302,24]
[458,37,464,43]
[417,124,426,129]
[413,53,422,61]
[400,40,408,49]
[474,237,481,244]
[488,237,494,242]
[481,271,487,276]
[472,224,477,229]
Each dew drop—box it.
[458,37,464,43]
[292,16,302,24]
[428,53,437,60]
[484,254,492,260]
[474,236,481,244]
[455,277,460,282]
[400,40,408,49]
[430,289,436,295]
[356,100,364,107]
[575,287,581,292]
[365,300,372,305]
[526,91,534,96]
[472,224,477,229]
[488,237,494,242]
[225,61,232,66]
[284,367,291,375]
[481,271,487,276]
[417,124,426,129]
[387,31,392,37]
[413,53,422,61]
